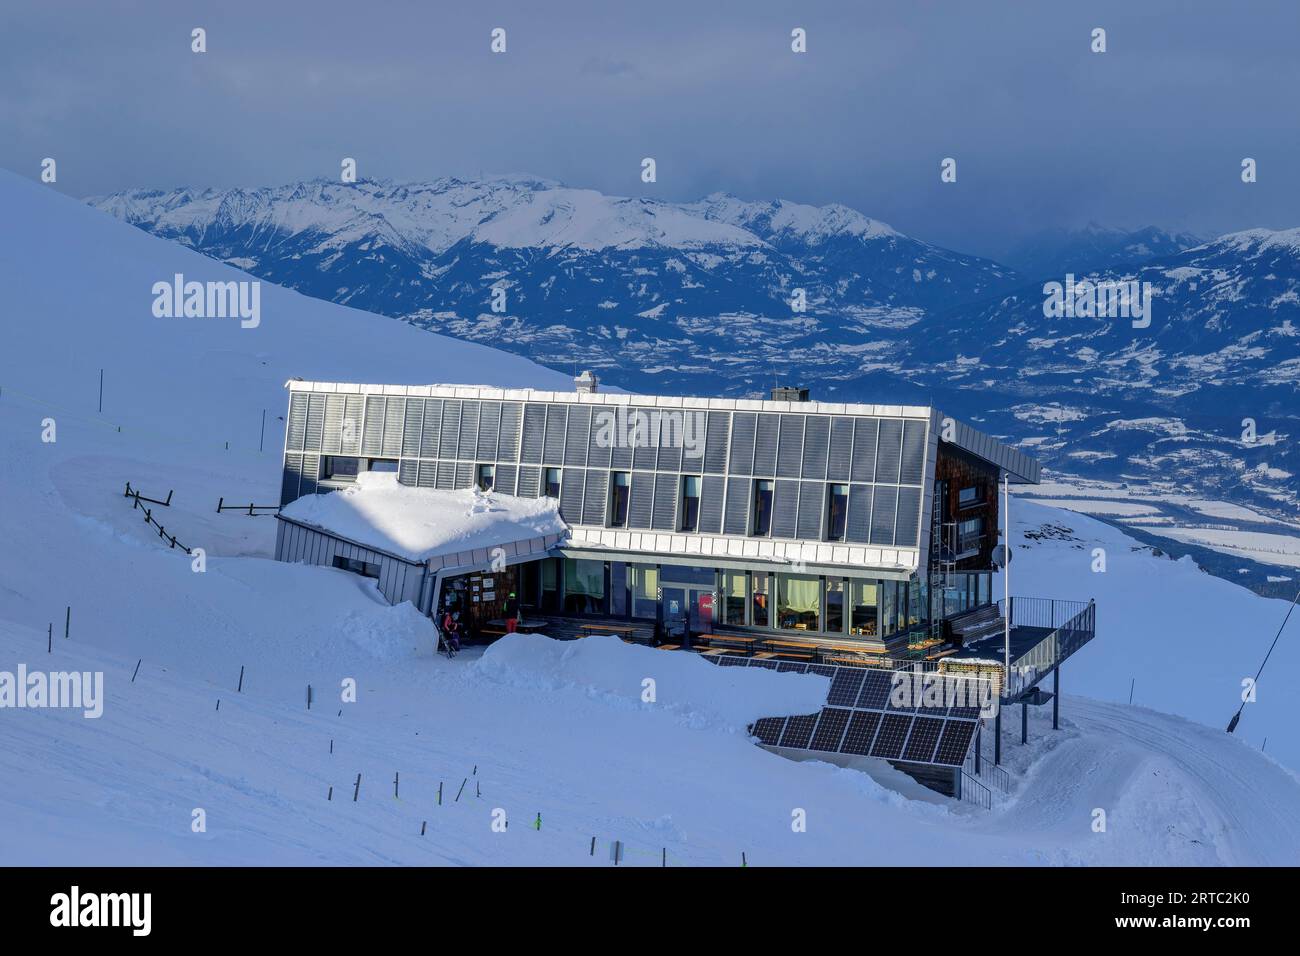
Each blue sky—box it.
[4,0,1299,257]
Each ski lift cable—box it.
[1227,584,1300,734]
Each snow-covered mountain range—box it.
[87,178,1300,521]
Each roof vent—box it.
[574,369,599,394]
[770,385,810,403]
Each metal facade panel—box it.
[381,397,404,457]
[658,414,684,473]
[341,395,363,454]
[542,405,567,465]
[304,394,325,452]
[398,459,418,487]
[520,404,545,463]
[516,466,540,498]
[846,483,872,543]
[586,409,613,468]
[476,401,501,461]
[627,471,654,529]
[564,406,591,467]
[632,410,658,470]
[870,484,898,545]
[323,394,345,454]
[402,398,424,457]
[453,462,474,489]
[560,468,585,522]
[728,412,756,476]
[699,475,725,534]
[581,469,607,526]
[679,412,702,474]
[281,455,302,506]
[417,461,437,488]
[827,417,853,481]
[900,419,927,485]
[776,414,805,479]
[796,481,824,540]
[438,400,461,459]
[850,418,878,482]
[300,455,319,496]
[494,463,518,497]
[704,411,730,474]
[457,400,479,460]
[895,486,922,549]
[753,414,779,476]
[286,393,308,451]
[771,479,799,538]
[723,477,749,535]
[802,416,830,479]
[651,472,679,531]
[420,399,442,458]
[435,461,455,490]
[362,396,384,455]
[875,419,903,484]
[610,436,633,469]
[497,402,522,462]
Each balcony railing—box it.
[997,597,1097,699]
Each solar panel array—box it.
[708,656,987,769]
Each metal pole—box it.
[994,709,1002,766]
[98,369,104,413]
[1002,472,1011,703]
[259,409,267,452]
[1021,701,1028,745]
[1053,666,1060,730]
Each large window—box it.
[751,572,771,627]
[609,472,630,527]
[825,579,846,634]
[541,559,559,612]
[826,484,848,541]
[332,554,379,579]
[752,480,773,536]
[563,558,605,614]
[680,476,701,532]
[321,456,360,482]
[477,464,495,491]
[544,468,561,499]
[958,485,981,508]
[850,581,878,637]
[629,564,659,619]
[777,574,820,631]
[723,571,747,626]
[957,517,983,555]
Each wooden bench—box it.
[657,644,681,651]
[579,623,637,639]
[768,639,820,651]
[700,647,743,656]
[772,651,815,661]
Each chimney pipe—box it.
[575,369,599,394]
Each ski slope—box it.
[1,170,1298,866]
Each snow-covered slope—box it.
[4,170,1299,866]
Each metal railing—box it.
[1001,599,1096,699]
[997,596,1091,631]
[959,769,992,809]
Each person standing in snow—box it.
[505,591,520,633]
[440,609,461,657]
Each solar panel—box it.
[902,716,945,763]
[826,668,866,707]
[807,664,836,678]
[934,720,978,766]
[778,713,820,749]
[809,708,851,752]
[750,659,779,670]
[856,670,893,709]
[717,655,748,667]
[776,661,809,674]
[840,711,882,755]
[869,714,914,759]
[750,717,786,746]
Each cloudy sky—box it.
[4,0,1299,257]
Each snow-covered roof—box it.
[278,473,567,564]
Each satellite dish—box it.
[992,547,1012,569]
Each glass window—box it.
[752,572,770,627]
[544,467,561,498]
[826,484,848,541]
[322,456,360,481]
[752,479,773,536]
[680,476,701,532]
[477,464,495,491]
[541,559,559,612]
[563,558,605,614]
[959,485,980,508]
[723,571,747,626]
[610,562,628,616]
[777,574,820,631]
[368,459,398,473]
[850,581,878,637]
[629,564,659,619]
[609,472,630,527]
[882,581,897,636]
[825,578,846,634]
[332,554,379,579]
